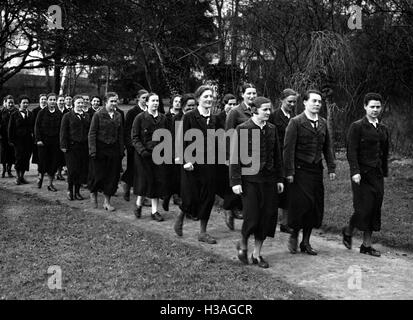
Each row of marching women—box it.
[0,85,389,269]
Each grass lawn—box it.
[0,190,320,300]
[322,153,413,251]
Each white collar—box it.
[197,106,210,117]
[304,110,318,122]
[281,107,291,119]
[367,117,379,127]
[251,117,266,129]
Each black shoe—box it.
[122,184,130,201]
[151,211,164,222]
[288,235,298,254]
[342,227,352,249]
[47,185,58,192]
[162,195,171,212]
[198,233,217,244]
[251,254,269,268]
[15,178,22,185]
[134,206,142,219]
[74,193,84,200]
[300,243,318,255]
[37,177,43,189]
[224,210,234,231]
[280,224,293,234]
[67,191,74,201]
[174,212,184,236]
[236,241,248,264]
[360,244,381,257]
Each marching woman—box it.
[35,93,63,191]
[224,84,257,228]
[0,95,16,178]
[88,92,124,211]
[268,88,298,234]
[215,93,243,230]
[121,89,148,201]
[88,96,102,117]
[231,97,284,268]
[60,95,91,201]
[342,93,389,257]
[56,95,68,181]
[31,93,48,171]
[131,93,167,221]
[284,89,336,255]
[65,95,73,110]
[162,94,183,211]
[173,85,218,244]
[8,95,33,185]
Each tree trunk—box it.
[153,41,179,95]
[53,57,62,94]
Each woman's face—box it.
[39,96,47,108]
[282,95,297,113]
[73,98,84,113]
[242,88,257,106]
[91,97,101,108]
[198,90,214,110]
[138,93,148,107]
[20,99,29,110]
[47,95,57,108]
[105,96,118,112]
[65,96,72,107]
[5,99,15,109]
[172,96,181,110]
[57,97,65,108]
[183,99,196,113]
[224,98,237,114]
[147,95,159,113]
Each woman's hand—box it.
[351,174,361,184]
[286,175,294,183]
[183,162,194,171]
[232,185,243,195]
[277,183,284,194]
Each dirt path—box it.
[1,165,412,300]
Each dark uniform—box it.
[60,111,91,190]
[269,108,294,209]
[56,107,69,175]
[283,112,336,230]
[131,111,167,198]
[180,108,217,220]
[0,107,17,176]
[88,108,124,196]
[8,109,34,174]
[230,119,284,241]
[30,106,45,165]
[347,117,389,231]
[34,108,62,177]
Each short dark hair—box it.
[364,92,382,106]
[3,95,14,102]
[103,92,118,104]
[303,89,322,101]
[194,85,213,100]
[137,89,149,99]
[39,93,47,99]
[91,95,102,104]
[47,93,57,99]
[240,83,256,94]
[222,93,236,106]
[145,92,158,102]
[251,97,271,114]
[73,95,84,103]
[18,95,30,104]
[181,93,196,107]
[170,94,182,106]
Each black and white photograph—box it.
[1,0,413,307]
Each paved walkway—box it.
[1,165,413,300]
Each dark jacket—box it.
[0,107,17,141]
[8,109,34,144]
[215,110,227,130]
[347,117,389,177]
[269,108,294,153]
[124,105,145,148]
[35,108,63,145]
[230,119,283,186]
[131,111,167,155]
[283,112,336,176]
[88,108,124,157]
[225,102,252,130]
[181,108,217,166]
[60,111,91,150]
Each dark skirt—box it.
[241,180,278,240]
[180,164,216,220]
[350,168,384,232]
[32,143,39,164]
[37,143,60,176]
[120,146,134,186]
[288,162,324,229]
[65,141,89,185]
[13,137,33,171]
[277,179,290,210]
[215,164,243,210]
[88,141,121,196]
[164,163,181,196]
[133,151,167,198]
[0,139,15,165]
[57,149,66,168]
